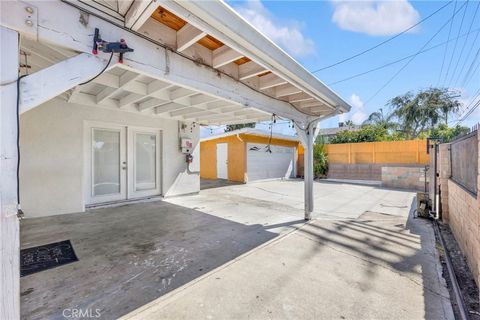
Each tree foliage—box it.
[313,137,328,178]
[224,123,255,132]
[388,88,461,139]
[362,108,397,130]
[420,124,471,142]
[328,87,467,144]
[330,124,403,144]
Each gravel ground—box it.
[437,222,480,320]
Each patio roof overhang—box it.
[1,0,351,127]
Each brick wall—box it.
[439,129,480,286]
[381,166,427,191]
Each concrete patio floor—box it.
[20,180,453,320]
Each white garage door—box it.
[247,143,295,182]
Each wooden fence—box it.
[325,140,429,164]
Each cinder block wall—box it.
[381,166,427,191]
[325,140,429,190]
[439,130,480,286]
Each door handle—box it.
[122,166,127,170]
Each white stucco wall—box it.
[20,98,200,218]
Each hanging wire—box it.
[264,114,276,153]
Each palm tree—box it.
[362,108,397,131]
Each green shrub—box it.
[313,141,328,178]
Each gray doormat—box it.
[20,240,78,277]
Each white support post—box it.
[304,129,314,220]
[295,120,319,220]
[0,26,20,320]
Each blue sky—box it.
[202,0,480,137]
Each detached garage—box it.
[200,129,301,183]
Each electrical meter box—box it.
[180,138,193,154]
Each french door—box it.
[86,123,161,205]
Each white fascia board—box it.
[1,0,309,124]
[160,0,351,113]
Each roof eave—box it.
[162,0,352,114]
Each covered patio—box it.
[1,1,353,317]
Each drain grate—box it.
[20,240,78,277]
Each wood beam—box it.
[3,0,308,123]
[177,23,206,52]
[119,93,144,108]
[288,92,314,103]
[182,110,216,119]
[96,71,140,104]
[190,94,218,106]
[238,61,267,80]
[138,98,169,112]
[155,102,187,114]
[170,87,196,101]
[205,100,231,110]
[125,0,159,30]
[169,106,203,117]
[212,46,243,68]
[96,87,118,104]
[118,0,133,15]
[275,84,302,98]
[294,100,324,109]
[259,73,287,90]
[17,53,111,114]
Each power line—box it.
[453,87,480,123]
[437,0,458,85]
[310,1,453,74]
[450,0,479,86]
[443,0,469,87]
[462,48,480,87]
[365,0,468,106]
[327,26,480,86]
[459,99,480,122]
[453,2,480,85]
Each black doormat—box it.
[20,240,78,277]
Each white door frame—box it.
[127,127,162,199]
[83,121,163,206]
[84,122,127,205]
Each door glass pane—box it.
[135,133,156,191]
[93,129,120,196]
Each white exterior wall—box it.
[19,98,200,218]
